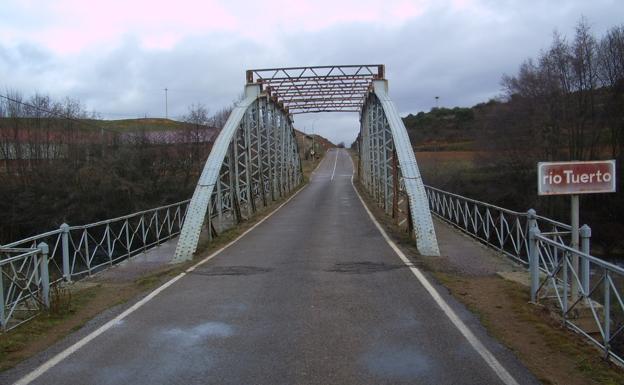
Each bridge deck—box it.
[7,149,537,385]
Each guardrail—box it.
[3,200,189,282]
[424,185,572,266]
[1,200,189,330]
[0,245,49,331]
[424,185,624,363]
[529,227,624,364]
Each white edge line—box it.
[330,148,339,181]
[349,175,520,385]
[15,184,308,385]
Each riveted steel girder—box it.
[172,84,302,262]
[359,80,440,256]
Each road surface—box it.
[7,148,538,385]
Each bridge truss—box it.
[172,85,302,262]
[174,65,439,261]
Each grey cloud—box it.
[1,0,622,145]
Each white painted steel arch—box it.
[359,80,440,256]
[173,84,302,262]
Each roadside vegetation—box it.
[404,19,624,257]
[0,95,230,244]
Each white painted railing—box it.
[1,200,189,330]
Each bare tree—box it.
[598,25,624,158]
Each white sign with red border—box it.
[537,160,617,196]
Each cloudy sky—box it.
[1,0,622,144]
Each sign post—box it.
[538,160,617,302]
[570,194,579,301]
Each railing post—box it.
[0,260,5,330]
[529,227,540,303]
[60,223,71,282]
[527,209,537,229]
[38,242,50,309]
[106,222,112,264]
[155,211,160,245]
[141,215,146,251]
[167,207,172,237]
[83,229,91,275]
[527,209,537,263]
[580,224,591,296]
[604,270,611,356]
[125,220,131,257]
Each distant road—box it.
[8,148,538,385]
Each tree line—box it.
[0,92,230,244]
[497,18,623,165]
[414,19,624,256]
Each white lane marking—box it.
[330,149,339,181]
[349,174,520,385]
[15,185,308,385]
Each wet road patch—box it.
[326,261,410,274]
[190,266,273,276]
[361,345,434,381]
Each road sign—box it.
[538,160,617,303]
[537,160,616,196]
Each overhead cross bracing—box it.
[246,65,385,114]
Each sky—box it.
[1,0,622,145]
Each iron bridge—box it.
[173,64,439,262]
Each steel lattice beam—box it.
[172,84,302,262]
[358,80,440,256]
[246,65,384,114]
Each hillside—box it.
[403,102,502,152]
[294,128,335,160]
[87,118,192,132]
[404,99,624,257]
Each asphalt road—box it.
[6,149,538,385]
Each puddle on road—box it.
[326,261,410,274]
[190,265,273,276]
[111,319,126,328]
[161,321,234,345]
[362,345,434,380]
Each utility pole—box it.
[164,88,168,119]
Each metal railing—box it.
[425,185,571,266]
[0,245,49,331]
[424,185,624,363]
[529,227,624,364]
[1,200,189,330]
